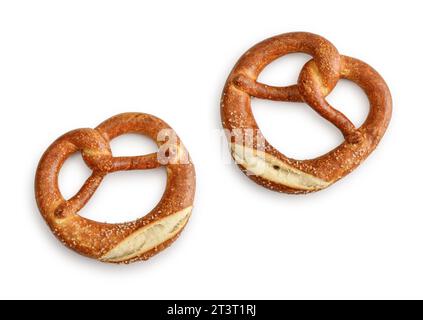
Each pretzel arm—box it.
[304,87,357,136]
[110,153,161,172]
[297,60,360,143]
[233,74,303,102]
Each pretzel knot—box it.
[35,113,195,263]
[221,32,392,193]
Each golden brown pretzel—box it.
[221,32,392,193]
[35,113,195,263]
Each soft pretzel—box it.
[221,32,392,193]
[35,113,195,263]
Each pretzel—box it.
[221,32,392,193]
[35,113,195,263]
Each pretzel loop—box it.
[230,32,363,142]
[50,127,163,218]
[231,32,341,101]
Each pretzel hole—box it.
[253,52,343,159]
[59,133,167,223]
[257,53,311,86]
[325,79,369,128]
[109,133,158,156]
[59,153,92,200]
[252,99,343,160]
[75,168,167,223]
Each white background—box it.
[0,0,422,300]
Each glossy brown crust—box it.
[35,113,196,263]
[221,32,392,193]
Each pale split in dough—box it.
[232,144,330,191]
[101,207,192,263]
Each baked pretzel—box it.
[35,113,195,263]
[221,32,392,194]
